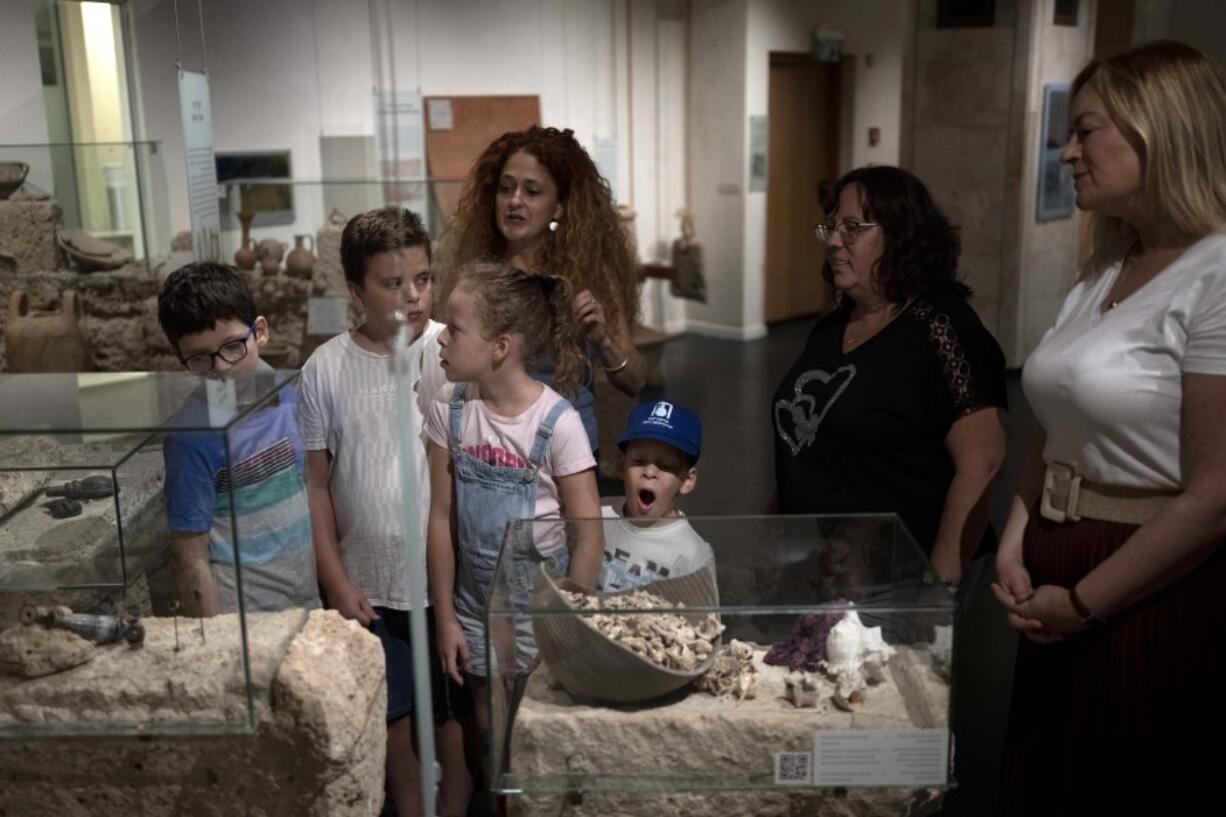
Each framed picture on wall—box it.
[1036,83,1075,222]
[1054,0,1079,26]
[937,0,995,28]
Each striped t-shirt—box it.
[163,384,319,612]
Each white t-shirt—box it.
[1022,234,1226,490]
[596,504,715,592]
[297,322,447,609]
[424,382,595,520]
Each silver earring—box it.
[549,219,559,233]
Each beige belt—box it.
[1039,462,1175,525]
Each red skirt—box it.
[999,511,1226,816]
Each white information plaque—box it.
[813,729,949,787]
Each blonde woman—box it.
[993,41,1226,814]
[439,127,644,456]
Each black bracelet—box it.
[1069,584,1106,627]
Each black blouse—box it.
[771,287,1007,554]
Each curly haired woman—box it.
[439,126,645,455]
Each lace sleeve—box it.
[913,299,1007,419]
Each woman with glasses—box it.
[993,41,1226,814]
[772,165,1007,593]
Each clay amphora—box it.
[5,290,93,372]
[285,234,315,279]
[234,211,257,270]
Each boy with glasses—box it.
[157,261,320,615]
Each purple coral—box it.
[764,610,844,672]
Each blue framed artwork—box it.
[1036,83,1075,222]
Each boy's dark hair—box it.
[158,261,257,348]
[341,206,432,287]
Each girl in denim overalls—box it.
[425,262,604,767]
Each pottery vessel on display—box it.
[0,161,29,199]
[233,211,257,271]
[57,229,134,272]
[257,238,286,277]
[285,234,315,279]
[5,290,93,372]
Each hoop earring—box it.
[549,219,559,233]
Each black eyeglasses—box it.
[180,324,255,374]
[814,220,880,245]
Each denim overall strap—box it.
[447,382,469,450]
[523,396,573,476]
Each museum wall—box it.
[685,0,913,338]
[908,0,1095,366]
[0,0,53,189]
[1008,0,1096,362]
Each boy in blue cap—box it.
[599,399,714,591]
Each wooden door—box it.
[764,55,841,323]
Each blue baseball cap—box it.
[617,400,701,460]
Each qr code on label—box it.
[774,751,813,785]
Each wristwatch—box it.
[1068,584,1106,628]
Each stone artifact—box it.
[233,211,257,270]
[0,610,386,816]
[0,624,94,679]
[257,238,287,277]
[44,497,82,519]
[784,670,823,708]
[20,604,145,647]
[0,161,29,200]
[560,587,723,673]
[0,436,59,519]
[313,207,347,294]
[45,475,114,501]
[695,638,757,699]
[0,189,63,273]
[821,610,896,711]
[285,234,315,278]
[169,230,193,252]
[58,228,134,272]
[5,290,93,372]
[509,643,949,817]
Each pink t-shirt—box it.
[425,382,596,519]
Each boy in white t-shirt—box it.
[297,207,470,816]
[600,400,714,591]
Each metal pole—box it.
[393,310,438,817]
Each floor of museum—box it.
[438,317,1033,817]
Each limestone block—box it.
[0,626,94,679]
[0,609,386,817]
[507,647,948,817]
[0,198,63,276]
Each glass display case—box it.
[486,514,955,804]
[218,177,465,261]
[0,370,315,738]
[0,141,170,270]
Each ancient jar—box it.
[5,290,93,372]
[234,211,257,271]
[285,234,315,279]
[257,238,287,277]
